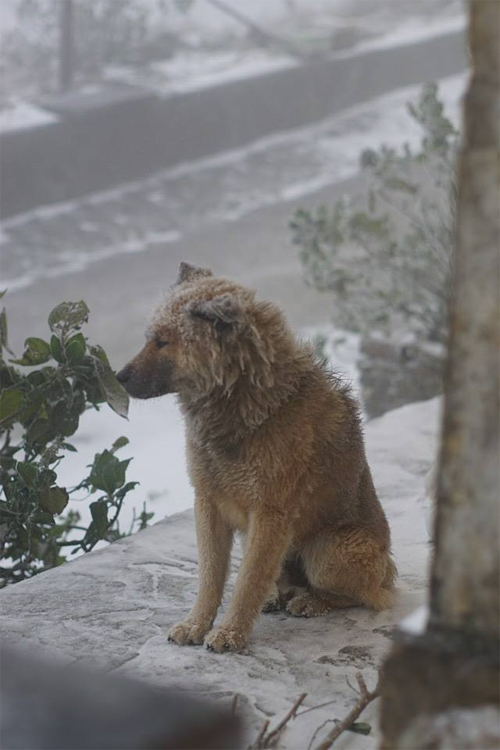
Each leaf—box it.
[10,337,51,366]
[0,290,7,300]
[50,335,65,363]
[65,333,86,365]
[90,346,129,418]
[115,480,139,501]
[62,442,77,452]
[39,486,69,515]
[38,468,58,488]
[89,344,110,366]
[0,387,25,421]
[16,461,39,488]
[31,511,56,525]
[48,301,90,334]
[0,455,16,470]
[347,722,372,736]
[60,414,80,438]
[89,450,124,494]
[111,436,129,452]
[26,418,56,447]
[90,500,109,539]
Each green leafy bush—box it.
[290,83,458,343]
[0,294,150,586]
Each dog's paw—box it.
[204,626,247,653]
[286,592,330,618]
[262,593,287,613]
[167,619,209,646]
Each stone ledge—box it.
[0,398,441,748]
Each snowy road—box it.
[2,72,466,360]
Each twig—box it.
[313,673,380,750]
[249,719,270,750]
[231,694,238,716]
[297,699,337,718]
[265,693,307,747]
[307,720,337,750]
[248,693,307,749]
[206,0,305,60]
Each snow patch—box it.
[106,49,298,95]
[0,100,58,133]
[339,15,466,58]
[400,605,429,636]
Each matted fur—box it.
[118,263,396,653]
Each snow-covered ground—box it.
[0,100,58,133]
[1,70,467,292]
[104,48,299,95]
[0,394,440,749]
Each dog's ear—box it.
[175,262,213,285]
[188,295,242,329]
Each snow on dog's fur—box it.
[118,262,396,653]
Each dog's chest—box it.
[187,438,257,532]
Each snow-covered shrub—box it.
[290,83,458,344]
[0,295,151,586]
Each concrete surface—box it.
[0,398,439,749]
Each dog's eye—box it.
[156,340,168,349]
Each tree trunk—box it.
[381,2,499,745]
[431,0,500,640]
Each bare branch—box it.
[206,0,306,60]
[248,693,307,749]
[248,719,270,750]
[307,720,337,750]
[313,673,380,750]
[266,693,307,747]
[231,694,238,716]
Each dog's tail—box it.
[382,554,398,590]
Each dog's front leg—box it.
[168,496,232,646]
[205,510,291,652]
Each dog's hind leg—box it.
[262,554,308,612]
[287,527,395,617]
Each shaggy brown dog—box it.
[118,262,396,653]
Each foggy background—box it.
[1,0,467,529]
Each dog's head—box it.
[117,262,286,400]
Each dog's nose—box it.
[116,365,132,384]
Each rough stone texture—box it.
[359,337,444,418]
[0,399,438,750]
